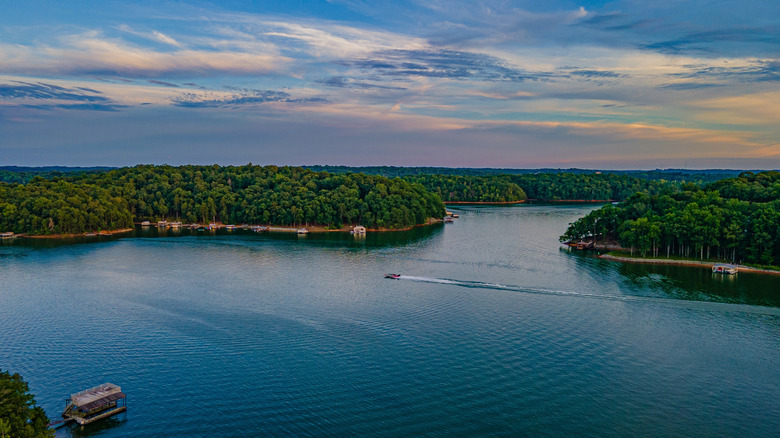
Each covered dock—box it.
[62,383,127,425]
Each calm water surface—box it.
[1,205,778,437]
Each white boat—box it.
[351,225,366,234]
[297,228,309,234]
[141,221,151,227]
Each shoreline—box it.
[444,200,525,205]
[23,228,135,239]
[529,199,614,203]
[15,219,443,240]
[598,253,780,276]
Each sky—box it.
[1,0,779,169]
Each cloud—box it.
[152,31,182,48]
[568,70,623,79]
[0,32,288,78]
[317,76,407,90]
[339,49,558,82]
[23,103,127,111]
[0,80,130,112]
[669,60,780,83]
[0,81,111,102]
[148,79,179,87]
[171,88,328,108]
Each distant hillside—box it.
[304,166,747,183]
[0,166,113,184]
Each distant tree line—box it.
[0,165,446,235]
[405,175,527,202]
[508,173,673,201]
[305,165,741,183]
[561,171,780,267]
[0,167,110,184]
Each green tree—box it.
[0,370,53,438]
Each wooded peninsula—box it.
[562,171,780,268]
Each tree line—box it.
[508,173,672,201]
[404,175,527,202]
[0,165,446,235]
[561,171,780,267]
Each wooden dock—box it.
[61,383,127,426]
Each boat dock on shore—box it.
[60,383,127,426]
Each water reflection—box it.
[57,414,127,438]
[564,248,780,307]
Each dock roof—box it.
[70,383,123,408]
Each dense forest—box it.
[561,171,780,267]
[508,173,674,201]
[0,178,134,235]
[3,166,739,204]
[0,165,445,235]
[405,175,526,203]
[310,168,679,202]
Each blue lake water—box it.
[1,205,778,437]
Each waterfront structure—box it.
[62,383,127,425]
[712,264,738,275]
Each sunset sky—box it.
[2,0,779,169]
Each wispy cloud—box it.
[171,88,327,108]
[339,49,558,82]
[0,31,288,78]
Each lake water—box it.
[1,205,778,437]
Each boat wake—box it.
[393,276,780,315]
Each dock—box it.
[61,383,127,426]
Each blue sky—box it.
[1,0,779,168]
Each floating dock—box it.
[62,383,127,425]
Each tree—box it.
[0,370,53,438]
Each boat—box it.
[225,224,236,230]
[140,221,151,227]
[385,274,401,279]
[712,264,738,275]
[61,383,127,426]
[351,225,367,234]
[567,240,594,250]
[169,221,182,228]
[297,228,309,234]
[452,214,459,218]
[444,217,454,223]
[0,232,15,239]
